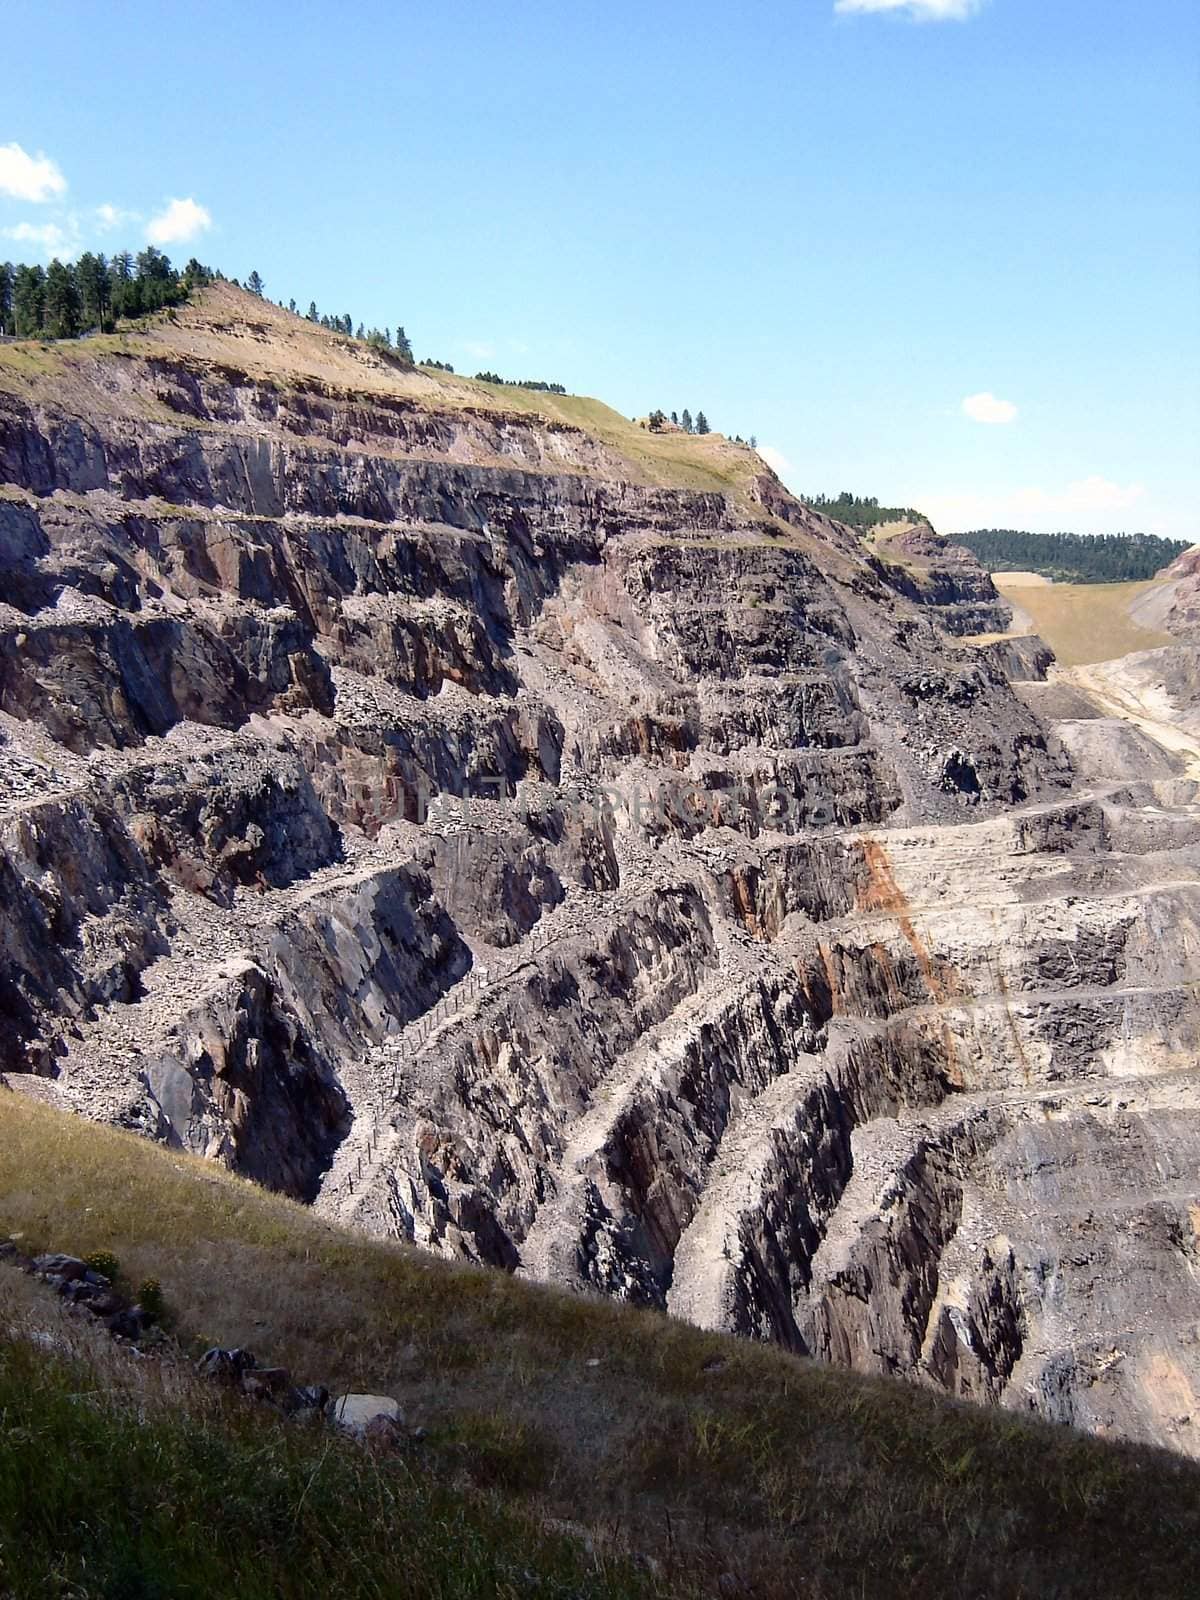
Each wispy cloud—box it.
[835,0,983,19]
[145,196,212,246]
[757,444,795,481]
[2,219,80,260]
[916,477,1148,536]
[0,156,210,261]
[459,339,497,362]
[962,391,1018,425]
[0,143,67,203]
[95,202,141,233]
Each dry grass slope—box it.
[0,284,764,499]
[991,574,1173,666]
[2,1091,1199,1599]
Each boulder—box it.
[61,1278,109,1306]
[107,1305,152,1340]
[241,1366,292,1403]
[332,1393,404,1434]
[292,1384,330,1413]
[197,1346,258,1382]
[32,1253,87,1283]
[84,1291,125,1317]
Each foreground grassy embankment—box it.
[1,1093,1199,1598]
[0,1269,649,1600]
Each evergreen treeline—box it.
[955,528,1189,584]
[474,369,566,394]
[0,255,424,375]
[803,491,924,530]
[0,251,215,339]
[281,291,413,363]
[649,408,711,434]
[644,410,762,446]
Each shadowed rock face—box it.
[3,291,1199,1458]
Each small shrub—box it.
[138,1278,165,1322]
[84,1250,120,1283]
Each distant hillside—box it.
[957,529,1188,584]
[802,491,926,530]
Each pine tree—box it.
[671,411,678,426]
[13,264,46,336]
[681,409,692,434]
[695,411,710,435]
[394,325,413,363]
[76,252,109,331]
[246,269,264,297]
[0,262,13,336]
[43,259,82,339]
[135,247,171,283]
[307,301,318,322]
[108,252,136,319]
[133,248,178,313]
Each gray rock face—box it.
[2,291,1199,1457]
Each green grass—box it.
[0,1286,652,1600]
[436,379,762,496]
[2,1092,1200,1597]
[0,330,144,388]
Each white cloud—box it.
[757,444,795,480]
[915,477,1149,537]
[0,143,67,202]
[95,202,140,233]
[145,196,212,245]
[459,339,497,361]
[962,390,1018,425]
[835,0,982,16]
[2,219,79,260]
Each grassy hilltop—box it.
[0,279,766,501]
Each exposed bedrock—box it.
[3,309,1199,1458]
[385,881,721,1267]
[0,602,332,751]
[138,958,349,1203]
[112,739,341,901]
[867,523,1013,637]
[0,791,170,1069]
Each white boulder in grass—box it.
[332,1393,404,1433]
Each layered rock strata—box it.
[2,288,1198,1457]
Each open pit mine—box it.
[3,284,1200,1456]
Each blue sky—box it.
[3,0,1197,537]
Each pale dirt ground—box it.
[1062,654,1200,777]
[966,573,1200,771]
